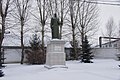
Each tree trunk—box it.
[41,24,45,57]
[0,16,5,67]
[72,26,77,60]
[69,0,78,60]
[41,25,44,48]
[0,44,2,67]
[81,25,84,46]
[20,19,24,64]
[20,30,24,64]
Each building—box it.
[93,39,120,60]
[101,40,120,48]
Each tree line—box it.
[0,0,99,65]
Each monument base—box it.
[44,65,68,69]
[45,39,67,69]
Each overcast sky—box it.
[99,3,120,33]
[91,1,120,45]
[1,0,120,46]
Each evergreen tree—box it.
[0,69,4,77]
[25,34,45,64]
[30,34,41,51]
[81,35,93,63]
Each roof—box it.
[95,39,120,48]
[2,46,30,49]
[102,39,120,45]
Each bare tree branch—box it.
[0,0,13,67]
[12,0,31,64]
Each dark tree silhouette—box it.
[81,35,93,63]
[25,34,45,64]
[0,69,4,77]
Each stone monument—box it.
[45,13,67,69]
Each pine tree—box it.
[81,35,93,63]
[0,69,4,77]
[25,34,45,64]
[30,34,41,51]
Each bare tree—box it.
[34,0,48,53]
[68,0,79,60]
[0,0,13,67]
[58,0,68,39]
[105,17,116,44]
[76,0,98,61]
[13,0,31,64]
[67,0,98,60]
[77,0,99,45]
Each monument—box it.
[45,13,67,69]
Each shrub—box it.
[25,34,45,64]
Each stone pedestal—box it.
[45,39,67,69]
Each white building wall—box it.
[3,47,120,63]
[93,48,119,60]
[117,40,120,48]
[4,49,22,63]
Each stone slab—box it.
[45,39,67,68]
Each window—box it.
[114,44,117,47]
[109,44,112,47]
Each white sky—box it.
[91,2,120,45]
[99,4,120,34]
[1,0,120,46]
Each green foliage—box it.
[29,34,41,51]
[80,35,93,63]
[25,34,45,64]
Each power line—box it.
[94,0,120,3]
[85,1,120,6]
[72,0,120,6]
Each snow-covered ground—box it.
[1,59,120,80]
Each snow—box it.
[1,59,120,80]
[64,41,72,48]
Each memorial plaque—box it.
[54,45,62,51]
